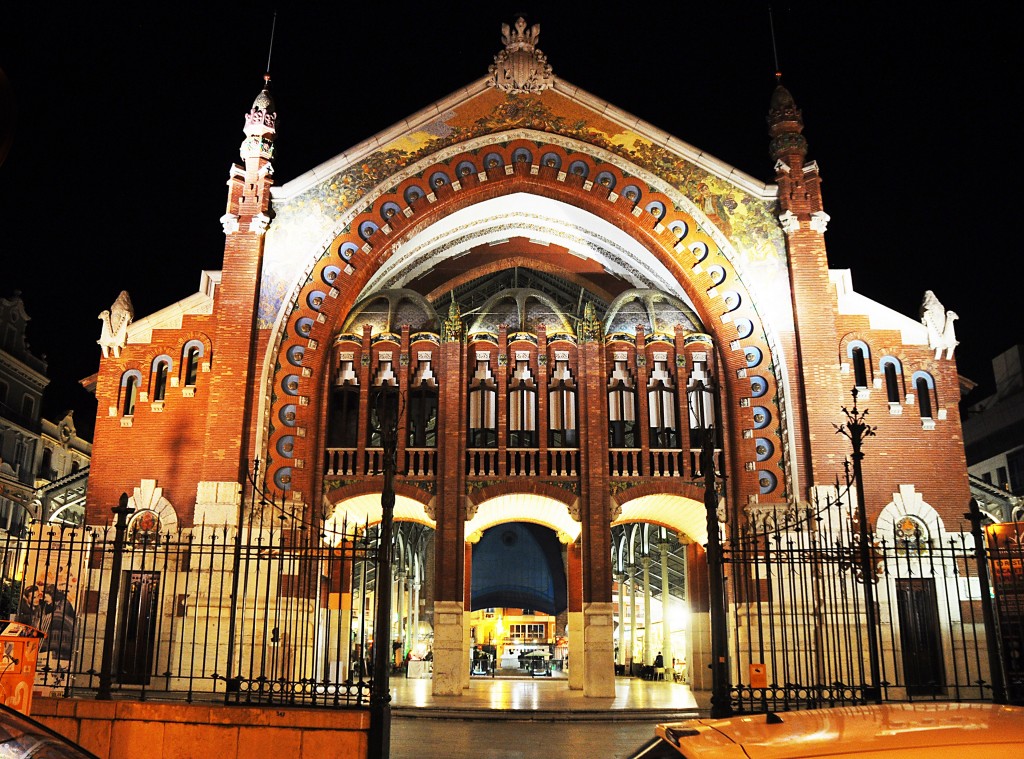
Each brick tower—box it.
[195,76,277,523]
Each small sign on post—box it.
[750,662,768,689]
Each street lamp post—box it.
[369,386,399,758]
[834,390,882,703]
[691,378,731,718]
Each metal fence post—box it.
[97,492,134,700]
[835,394,883,704]
[369,387,398,758]
[966,497,1007,704]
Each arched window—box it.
[121,371,141,416]
[151,356,171,402]
[548,358,577,447]
[408,358,438,448]
[468,358,497,447]
[181,340,204,387]
[508,358,537,447]
[847,340,871,389]
[328,358,359,447]
[912,371,935,419]
[880,357,902,404]
[649,358,679,448]
[184,348,199,386]
[608,359,637,448]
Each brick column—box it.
[432,337,466,696]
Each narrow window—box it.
[468,359,497,447]
[608,360,637,448]
[39,448,53,477]
[21,394,34,419]
[508,359,537,447]
[409,358,438,448]
[548,359,577,447]
[368,360,398,447]
[883,360,901,403]
[649,359,679,448]
[153,360,169,401]
[123,375,138,416]
[328,359,359,447]
[184,347,200,386]
[687,355,716,448]
[915,375,933,418]
[851,346,868,388]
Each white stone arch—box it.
[126,479,179,535]
[321,492,436,546]
[875,483,947,545]
[464,493,580,545]
[612,493,709,547]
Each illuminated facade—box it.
[83,19,971,699]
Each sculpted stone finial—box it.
[488,17,554,94]
[920,290,958,360]
[442,296,463,343]
[97,290,134,358]
[579,301,603,343]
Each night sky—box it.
[1,5,1019,441]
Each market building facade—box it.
[78,19,976,703]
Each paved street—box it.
[387,676,704,758]
[391,716,658,758]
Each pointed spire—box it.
[767,73,807,165]
[241,74,277,164]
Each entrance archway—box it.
[465,492,581,683]
[612,492,714,686]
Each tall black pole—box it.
[965,497,1007,704]
[369,388,397,759]
[692,377,731,719]
[97,492,134,700]
[836,392,882,703]
[703,426,731,718]
[224,459,256,703]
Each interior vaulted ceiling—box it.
[357,192,696,312]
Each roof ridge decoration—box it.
[488,17,554,94]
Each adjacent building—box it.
[0,292,91,534]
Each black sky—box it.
[1,4,1020,441]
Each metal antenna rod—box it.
[768,5,781,77]
[265,12,278,75]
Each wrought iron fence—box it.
[1,515,381,708]
[724,497,1022,713]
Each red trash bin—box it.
[0,622,44,716]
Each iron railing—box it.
[724,500,1022,713]
[1,515,381,708]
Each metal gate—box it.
[723,496,1018,713]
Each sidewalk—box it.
[391,675,708,721]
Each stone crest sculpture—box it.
[97,290,134,358]
[920,290,958,360]
[488,17,554,94]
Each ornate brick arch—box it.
[261,131,789,505]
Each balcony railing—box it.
[327,445,715,481]
[324,448,358,476]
